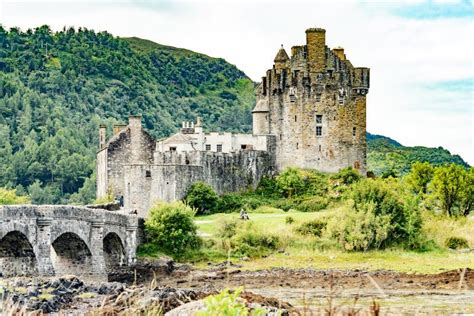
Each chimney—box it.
[99,124,106,149]
[113,124,127,135]
[128,115,142,129]
[305,28,326,74]
[333,47,346,61]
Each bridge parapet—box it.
[0,205,142,278]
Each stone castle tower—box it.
[252,28,369,174]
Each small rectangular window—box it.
[316,115,322,124]
[169,146,177,152]
[316,126,323,136]
[352,127,356,136]
[205,144,211,151]
[145,170,151,178]
[318,145,322,152]
[216,144,223,152]
[295,115,297,122]
[315,94,321,102]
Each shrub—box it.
[217,219,239,239]
[145,201,201,257]
[332,167,361,185]
[295,220,327,237]
[326,203,392,251]
[445,236,469,249]
[255,176,280,198]
[271,199,297,211]
[285,216,294,224]
[276,167,305,198]
[0,188,30,205]
[196,287,266,316]
[328,179,424,250]
[216,193,244,213]
[296,196,329,212]
[185,181,219,215]
[232,225,280,257]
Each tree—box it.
[185,181,219,215]
[430,164,468,216]
[276,167,304,198]
[406,161,434,194]
[144,201,200,257]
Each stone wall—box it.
[0,205,140,277]
[124,138,276,216]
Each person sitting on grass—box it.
[240,208,249,220]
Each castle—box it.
[96,28,370,216]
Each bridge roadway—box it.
[0,205,141,277]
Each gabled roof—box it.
[252,99,269,113]
[160,132,195,145]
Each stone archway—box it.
[51,232,93,276]
[103,232,125,273]
[0,231,37,277]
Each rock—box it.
[165,299,207,316]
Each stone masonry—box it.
[0,205,140,278]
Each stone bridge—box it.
[0,205,142,278]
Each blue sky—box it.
[1,0,473,164]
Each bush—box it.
[185,181,219,215]
[285,216,294,224]
[271,199,297,211]
[296,196,329,212]
[216,193,244,213]
[196,287,266,316]
[255,176,280,198]
[332,167,361,185]
[327,179,424,251]
[295,220,327,237]
[145,201,201,257]
[445,236,469,249]
[276,168,305,198]
[217,219,239,239]
[232,225,280,257]
[0,188,30,205]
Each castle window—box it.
[295,115,297,122]
[316,126,323,136]
[315,94,321,102]
[339,98,344,105]
[319,145,322,152]
[169,146,177,152]
[352,127,356,136]
[296,143,299,149]
[205,144,211,151]
[217,144,223,152]
[316,115,323,124]
[145,170,151,178]
[280,134,282,140]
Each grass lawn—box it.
[194,210,474,274]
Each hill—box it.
[367,132,469,176]
[0,25,469,204]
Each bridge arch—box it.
[0,231,37,277]
[103,232,126,273]
[51,232,93,276]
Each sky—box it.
[1,0,473,164]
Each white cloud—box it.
[1,0,473,164]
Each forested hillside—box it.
[0,26,254,204]
[0,25,469,204]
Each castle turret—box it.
[253,27,369,175]
[252,99,269,135]
[274,45,289,71]
[306,28,326,74]
[128,115,142,161]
